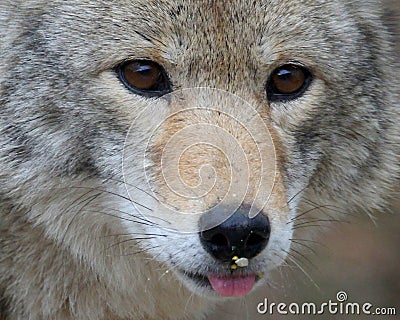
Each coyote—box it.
[0,1,398,319]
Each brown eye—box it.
[267,64,311,102]
[117,60,171,97]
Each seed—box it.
[235,258,249,268]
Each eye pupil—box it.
[123,62,160,90]
[267,64,311,101]
[118,60,171,97]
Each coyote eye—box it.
[117,60,171,97]
[266,64,311,102]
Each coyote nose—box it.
[199,207,271,262]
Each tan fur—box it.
[0,1,398,319]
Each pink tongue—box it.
[208,275,256,297]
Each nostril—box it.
[210,233,229,247]
[246,232,268,247]
[199,207,271,261]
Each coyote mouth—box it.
[178,270,259,297]
[182,271,210,287]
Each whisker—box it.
[105,237,162,251]
[290,240,319,255]
[289,238,321,245]
[110,245,163,257]
[69,186,172,225]
[289,247,317,270]
[101,232,167,239]
[184,291,197,316]
[293,218,349,228]
[84,209,158,227]
[272,251,296,270]
[303,199,355,217]
[60,191,103,244]
[286,185,309,206]
[69,186,153,211]
[107,177,159,201]
[287,205,328,224]
[283,249,321,292]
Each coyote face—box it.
[0,0,398,319]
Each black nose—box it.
[199,206,271,262]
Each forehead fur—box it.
[1,0,381,84]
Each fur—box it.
[0,0,399,319]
